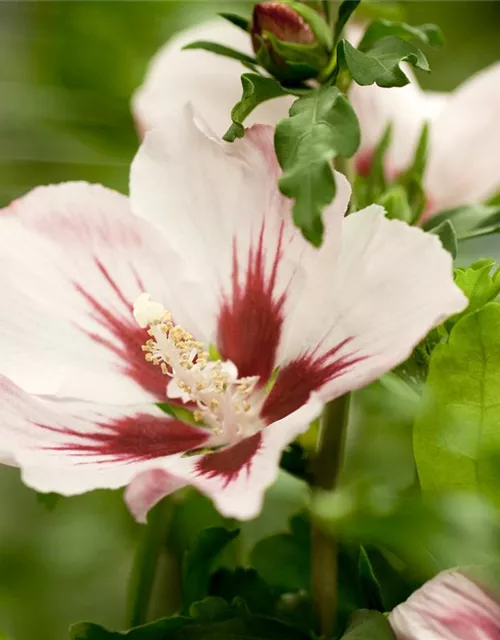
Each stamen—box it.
[134,294,262,443]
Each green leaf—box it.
[70,602,311,640]
[430,220,458,259]
[223,73,288,142]
[339,37,429,88]
[209,568,276,616]
[250,515,310,592]
[358,548,384,612]
[70,623,117,640]
[275,86,360,246]
[182,41,257,68]
[359,20,444,51]
[218,12,250,33]
[452,260,500,324]
[183,527,240,611]
[340,610,395,640]
[334,1,362,44]
[414,303,500,504]
[423,203,500,240]
[356,2,405,22]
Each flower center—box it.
[133,294,262,444]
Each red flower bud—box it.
[252,1,316,49]
[250,1,330,83]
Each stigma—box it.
[133,294,262,443]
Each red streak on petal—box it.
[195,433,262,488]
[41,413,208,462]
[75,259,167,401]
[261,339,365,423]
[217,223,286,384]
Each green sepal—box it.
[286,0,333,50]
[334,1,362,44]
[254,34,321,83]
[359,19,444,51]
[218,12,250,33]
[223,73,287,142]
[182,41,258,70]
[266,32,330,70]
[366,123,392,201]
[377,185,413,224]
[275,85,360,246]
[339,37,429,88]
[156,402,198,426]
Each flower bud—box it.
[252,1,316,48]
[251,1,331,83]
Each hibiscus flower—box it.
[133,18,500,217]
[389,571,500,639]
[0,109,465,522]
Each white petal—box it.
[131,112,351,383]
[263,206,467,419]
[125,469,187,524]
[163,394,323,521]
[389,571,500,640]
[0,375,209,497]
[132,19,292,137]
[426,62,500,212]
[0,182,204,404]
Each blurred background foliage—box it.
[0,2,499,639]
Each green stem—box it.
[311,394,351,638]
[127,497,175,628]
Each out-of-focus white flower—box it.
[133,19,500,217]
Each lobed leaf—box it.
[223,73,287,142]
[339,37,429,88]
[275,86,360,246]
[359,19,444,51]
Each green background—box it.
[0,2,499,638]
